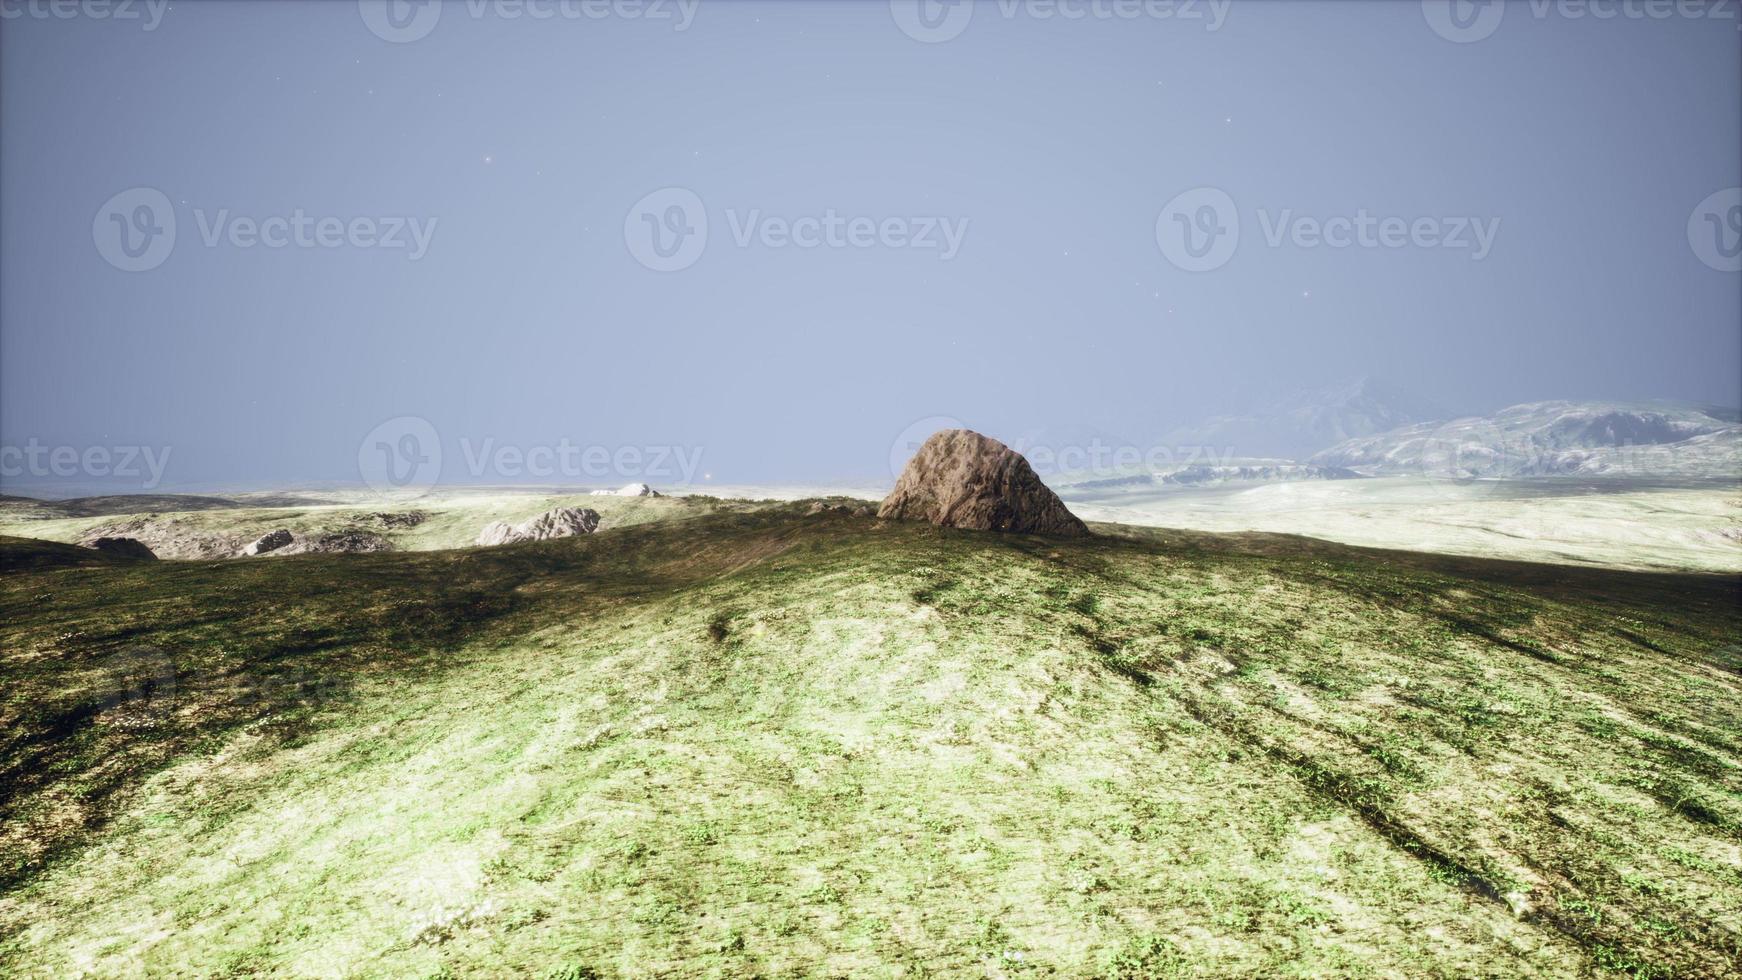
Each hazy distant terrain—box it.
[1058,477,1741,573]
[1044,395,1742,572]
[1311,401,1742,480]
[1149,384,1740,483]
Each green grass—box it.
[1,502,1738,977]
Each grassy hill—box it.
[1,503,1738,977]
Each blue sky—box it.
[2,0,1737,489]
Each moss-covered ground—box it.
[1,500,1737,977]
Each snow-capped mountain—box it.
[1311,401,1741,480]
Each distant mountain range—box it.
[1160,377,1447,460]
[1311,400,1741,480]
[1117,381,1742,488]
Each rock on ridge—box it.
[476,507,601,546]
[879,429,1088,536]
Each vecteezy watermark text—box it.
[98,644,353,723]
[93,188,439,271]
[1,440,172,489]
[1,0,168,29]
[723,210,969,259]
[890,0,1231,43]
[359,0,700,43]
[455,438,704,482]
[358,416,705,496]
[1422,0,1741,43]
[193,210,438,260]
[886,416,1242,481]
[1014,439,1240,478]
[1255,209,1499,258]
[625,187,969,272]
[1155,186,1500,272]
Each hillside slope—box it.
[1,509,1738,977]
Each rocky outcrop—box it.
[84,536,157,560]
[879,429,1088,537]
[281,531,394,555]
[362,511,427,529]
[73,514,402,560]
[77,518,243,560]
[243,529,294,556]
[807,500,875,518]
[476,507,601,547]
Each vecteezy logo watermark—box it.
[1014,440,1239,478]
[358,416,706,497]
[0,0,169,29]
[94,189,440,271]
[1,440,173,489]
[890,0,1230,43]
[1409,419,1518,496]
[359,0,443,41]
[1156,187,1500,271]
[1420,0,1505,42]
[1423,0,1741,42]
[625,187,970,272]
[889,415,967,478]
[192,209,438,260]
[360,416,443,496]
[97,643,349,722]
[625,187,708,272]
[1254,209,1500,259]
[359,0,700,43]
[1156,187,1239,273]
[889,0,975,41]
[1688,187,1742,272]
[455,438,705,484]
[93,188,176,272]
[722,209,969,260]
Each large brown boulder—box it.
[878,429,1088,536]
